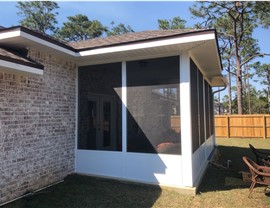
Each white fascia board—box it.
[0,59,43,75]
[0,29,76,56]
[20,31,77,56]
[0,29,21,40]
[79,33,216,57]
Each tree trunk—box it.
[267,65,270,114]
[247,66,251,114]
[236,60,243,115]
[233,20,243,114]
[232,2,243,115]
[218,88,221,115]
[227,60,232,114]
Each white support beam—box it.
[122,61,127,153]
[180,52,194,187]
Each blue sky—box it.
[0,1,194,30]
[0,1,268,62]
[0,1,269,94]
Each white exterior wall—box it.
[179,52,193,187]
[76,151,182,187]
[75,53,215,189]
[192,135,215,186]
[76,56,183,188]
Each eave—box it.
[0,26,225,87]
[0,58,44,75]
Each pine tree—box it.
[17,1,59,35]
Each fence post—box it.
[263,115,266,139]
[227,115,230,138]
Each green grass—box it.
[3,138,270,208]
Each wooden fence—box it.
[215,115,270,138]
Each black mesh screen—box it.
[126,56,181,155]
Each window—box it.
[78,63,122,151]
[126,56,181,155]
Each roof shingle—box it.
[0,47,44,69]
[69,29,204,51]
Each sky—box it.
[0,1,269,95]
[0,1,269,60]
[0,1,194,30]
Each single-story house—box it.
[0,26,225,204]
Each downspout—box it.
[211,77,227,147]
[212,84,227,95]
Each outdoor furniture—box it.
[249,144,270,166]
[242,156,270,197]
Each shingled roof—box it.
[69,29,205,51]
[0,47,44,69]
[0,26,210,53]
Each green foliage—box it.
[253,1,270,28]
[227,87,268,114]
[158,16,186,30]
[190,1,270,114]
[255,63,270,86]
[56,14,106,42]
[16,1,59,34]
[106,21,134,36]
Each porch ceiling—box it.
[77,41,202,66]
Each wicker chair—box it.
[243,156,270,197]
[249,144,270,166]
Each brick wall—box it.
[0,49,76,204]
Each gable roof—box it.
[69,29,208,51]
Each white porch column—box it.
[122,61,127,153]
[180,52,193,187]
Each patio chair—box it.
[249,144,270,166]
[242,156,270,197]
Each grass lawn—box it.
[3,138,270,208]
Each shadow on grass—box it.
[199,145,268,193]
[3,174,162,208]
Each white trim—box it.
[180,51,193,187]
[75,150,183,187]
[77,51,181,67]
[122,62,127,153]
[203,78,207,160]
[0,59,43,75]
[79,33,216,57]
[20,31,76,56]
[0,29,215,59]
[0,30,20,40]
